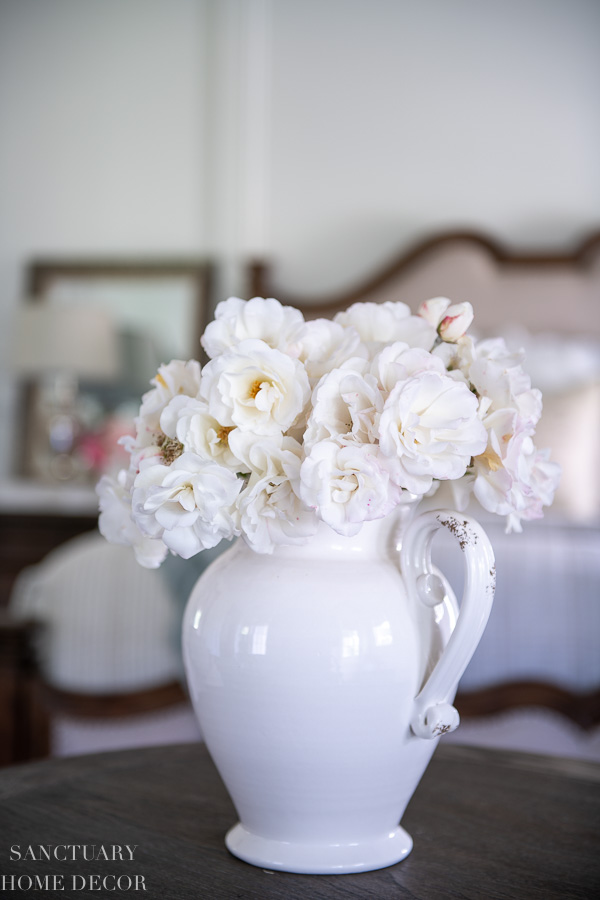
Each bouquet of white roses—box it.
[97,296,560,567]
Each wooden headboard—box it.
[248,230,600,337]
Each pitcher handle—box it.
[400,509,496,740]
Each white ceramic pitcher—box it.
[182,504,495,874]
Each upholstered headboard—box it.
[248,230,600,337]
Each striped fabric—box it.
[432,519,600,692]
[10,532,183,693]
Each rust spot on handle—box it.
[437,515,478,552]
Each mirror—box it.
[16,259,212,482]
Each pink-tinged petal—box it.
[439,302,474,342]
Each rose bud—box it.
[438,302,474,342]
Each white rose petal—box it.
[200,338,311,436]
[431,472,477,512]
[523,446,561,510]
[501,443,561,533]
[418,297,451,328]
[137,359,202,433]
[432,333,475,376]
[472,410,524,516]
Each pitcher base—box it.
[225,822,413,874]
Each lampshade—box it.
[11,303,120,380]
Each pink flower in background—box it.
[79,415,135,476]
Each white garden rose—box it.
[201,296,305,359]
[507,442,561,532]
[467,338,542,425]
[130,359,203,468]
[137,359,202,438]
[235,435,318,553]
[160,394,247,472]
[200,338,311,436]
[522,445,561,510]
[299,439,403,536]
[296,318,368,382]
[334,301,436,352]
[132,453,242,558]
[304,364,382,450]
[96,470,168,569]
[378,370,488,494]
[473,412,560,532]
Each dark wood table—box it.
[1,742,598,899]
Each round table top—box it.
[1,742,599,899]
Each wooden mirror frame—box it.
[27,257,213,351]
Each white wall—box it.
[0,0,599,475]
[267,0,600,293]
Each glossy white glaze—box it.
[182,506,495,874]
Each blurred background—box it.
[0,0,599,765]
